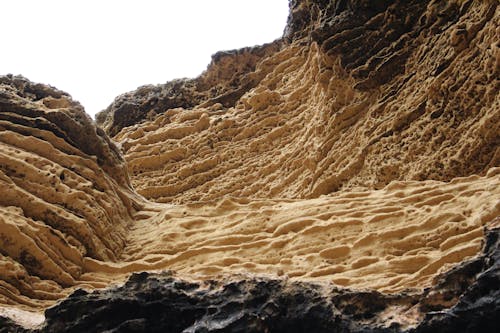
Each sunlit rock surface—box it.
[1,0,499,332]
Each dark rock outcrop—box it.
[415,226,500,333]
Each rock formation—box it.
[1,0,499,332]
[3,227,500,332]
[96,42,282,137]
[97,0,500,205]
[0,75,141,310]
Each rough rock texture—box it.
[1,228,498,333]
[1,0,499,331]
[114,170,499,294]
[0,75,142,309]
[107,0,499,204]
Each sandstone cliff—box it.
[1,0,499,332]
[0,75,142,310]
[100,0,498,204]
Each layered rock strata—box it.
[0,75,141,309]
[96,42,282,137]
[0,0,499,331]
[106,0,499,203]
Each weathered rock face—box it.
[96,41,282,137]
[0,0,499,331]
[112,0,499,204]
[0,75,140,309]
[2,228,498,333]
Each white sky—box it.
[1,0,289,118]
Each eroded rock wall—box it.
[113,0,499,204]
[96,41,282,137]
[2,228,499,332]
[0,0,499,331]
[0,75,140,309]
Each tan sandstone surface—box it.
[0,0,499,327]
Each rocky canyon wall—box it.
[0,75,144,311]
[0,0,499,332]
[100,0,498,204]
